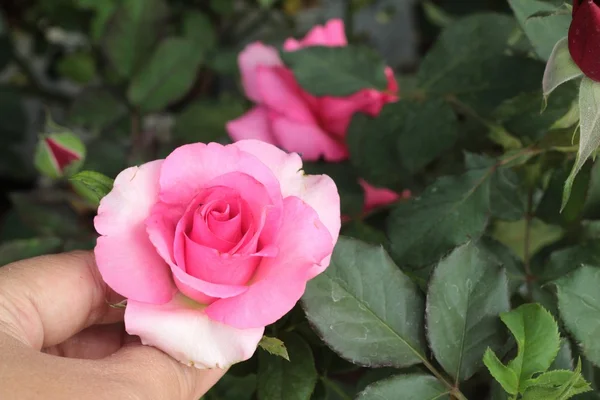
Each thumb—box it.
[105,342,226,400]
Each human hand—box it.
[0,251,225,400]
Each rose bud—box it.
[94,140,340,368]
[34,133,86,179]
[568,0,600,81]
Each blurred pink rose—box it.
[360,180,411,213]
[94,140,340,368]
[227,19,398,162]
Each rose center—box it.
[189,198,247,253]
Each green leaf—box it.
[543,37,583,98]
[563,76,600,208]
[57,52,97,84]
[10,193,82,238]
[357,374,450,400]
[70,171,114,206]
[551,340,574,371]
[347,99,458,187]
[555,266,600,365]
[417,14,544,116]
[203,374,256,400]
[0,237,63,267]
[537,161,592,225]
[492,219,564,261]
[427,242,510,382]
[183,11,216,53]
[387,170,490,267]
[281,45,388,97]
[68,88,128,133]
[257,333,317,400]
[508,0,571,61]
[484,348,519,395]
[258,337,289,361]
[303,162,364,217]
[101,0,168,78]
[301,237,426,367]
[521,361,592,399]
[173,98,245,144]
[127,37,204,112]
[479,237,526,293]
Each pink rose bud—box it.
[226,19,398,162]
[360,180,411,213]
[94,140,341,369]
[34,133,85,179]
[569,0,600,81]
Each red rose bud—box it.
[569,0,600,81]
[34,132,86,179]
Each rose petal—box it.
[206,196,334,328]
[231,140,341,248]
[270,115,348,162]
[126,295,264,369]
[94,161,176,304]
[257,66,316,124]
[359,179,400,212]
[158,142,282,211]
[239,42,283,103]
[283,19,347,51]
[226,106,276,145]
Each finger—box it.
[105,344,227,400]
[43,323,127,360]
[0,251,124,349]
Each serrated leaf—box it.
[259,336,289,361]
[484,348,519,395]
[427,242,510,382]
[521,361,592,400]
[492,219,564,261]
[555,266,600,365]
[356,374,450,400]
[563,77,600,209]
[483,304,560,395]
[70,170,114,206]
[301,237,426,368]
[127,37,203,112]
[257,333,317,400]
[281,45,388,96]
[387,170,490,267]
[543,37,583,98]
[508,0,571,60]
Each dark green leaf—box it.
[10,193,82,237]
[533,242,600,282]
[427,242,510,381]
[551,340,574,371]
[57,52,97,84]
[302,237,426,367]
[356,374,450,400]
[101,0,168,78]
[479,237,526,293]
[347,99,458,187]
[555,266,600,365]
[128,37,204,112]
[0,237,63,267]
[492,219,564,261]
[183,11,216,53]
[417,14,544,116]
[68,87,128,133]
[508,0,571,60]
[387,170,490,267]
[70,171,114,206]
[257,333,317,400]
[303,162,364,217]
[203,374,256,400]
[281,46,388,97]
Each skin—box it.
[0,251,225,400]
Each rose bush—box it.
[94,140,340,368]
[226,19,398,162]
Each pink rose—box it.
[226,19,398,162]
[94,140,340,368]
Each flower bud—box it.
[568,0,600,81]
[34,132,86,179]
